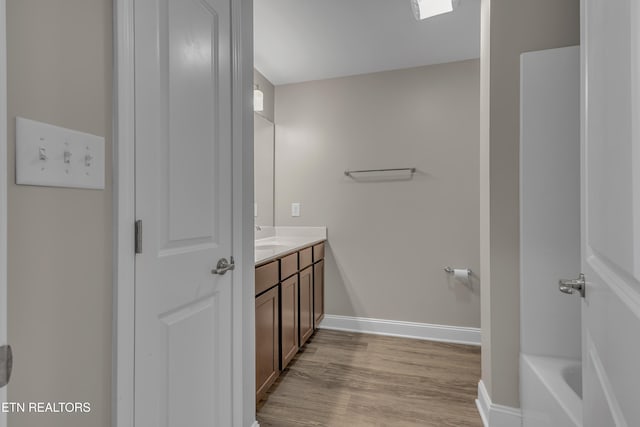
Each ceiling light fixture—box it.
[411,0,460,20]
[254,85,264,112]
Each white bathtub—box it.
[521,355,583,427]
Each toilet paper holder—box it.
[444,267,472,275]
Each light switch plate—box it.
[291,202,300,217]
[16,117,105,189]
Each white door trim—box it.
[230,0,257,426]
[112,0,255,426]
[113,0,135,426]
[0,0,7,425]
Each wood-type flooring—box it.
[257,329,482,427]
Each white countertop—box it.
[255,226,327,265]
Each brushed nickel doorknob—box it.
[212,256,235,275]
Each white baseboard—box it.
[318,314,481,346]
[476,380,522,427]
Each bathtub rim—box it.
[521,354,583,427]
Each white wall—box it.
[480,0,580,408]
[7,1,112,426]
[520,46,581,360]
[275,60,480,328]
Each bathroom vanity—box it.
[254,231,326,403]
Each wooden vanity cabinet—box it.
[299,266,314,346]
[255,286,279,402]
[255,241,326,403]
[280,274,299,369]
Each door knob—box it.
[212,256,235,275]
[559,273,586,298]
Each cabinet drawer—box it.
[299,247,313,269]
[255,261,278,296]
[313,242,325,262]
[280,252,298,280]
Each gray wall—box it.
[479,0,493,396]
[254,69,275,123]
[7,1,112,426]
[275,60,480,328]
[480,0,580,408]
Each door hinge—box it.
[135,220,142,254]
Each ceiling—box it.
[254,0,481,86]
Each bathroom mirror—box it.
[254,113,274,227]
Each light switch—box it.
[16,117,105,189]
[291,202,300,217]
[38,147,48,161]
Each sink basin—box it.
[255,244,290,251]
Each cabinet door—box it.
[280,275,298,369]
[255,286,279,403]
[314,260,325,328]
[299,266,314,346]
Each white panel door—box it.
[134,0,233,425]
[581,0,640,425]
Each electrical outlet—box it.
[291,202,300,217]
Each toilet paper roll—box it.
[453,269,469,281]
